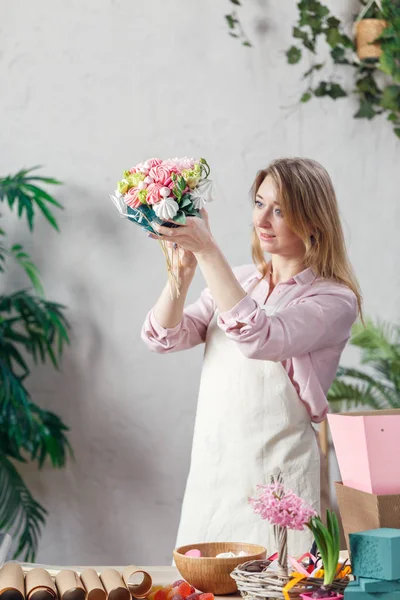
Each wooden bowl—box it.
[173,542,267,595]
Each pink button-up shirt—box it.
[141,264,358,423]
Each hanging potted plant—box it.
[284,0,400,138]
[355,0,388,60]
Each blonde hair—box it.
[251,157,362,318]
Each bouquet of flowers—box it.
[110,157,212,296]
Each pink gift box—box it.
[328,409,400,495]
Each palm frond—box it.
[0,291,70,368]
[329,319,400,412]
[0,167,62,231]
[351,320,400,365]
[335,366,400,408]
[328,379,387,412]
[0,455,47,561]
[8,244,44,296]
[0,165,71,561]
[30,404,73,468]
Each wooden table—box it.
[19,554,349,598]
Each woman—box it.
[141,157,361,556]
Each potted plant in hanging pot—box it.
[355,0,388,60]
[301,511,344,600]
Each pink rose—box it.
[163,157,195,171]
[129,167,139,174]
[149,164,171,185]
[146,182,164,205]
[147,158,163,168]
[124,187,141,208]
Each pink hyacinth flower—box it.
[249,483,317,531]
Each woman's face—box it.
[252,175,305,259]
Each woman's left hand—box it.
[151,209,215,255]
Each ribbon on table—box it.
[283,573,307,600]
[266,552,318,577]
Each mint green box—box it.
[350,529,400,581]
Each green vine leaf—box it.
[354,100,378,120]
[314,81,347,99]
[301,92,312,103]
[225,14,237,29]
[284,0,400,138]
[380,85,400,112]
[325,27,343,48]
[287,46,302,64]
[303,63,324,78]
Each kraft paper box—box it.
[335,482,400,553]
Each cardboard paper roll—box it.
[80,570,106,600]
[55,571,86,600]
[0,564,25,600]
[99,570,130,600]
[122,567,152,599]
[25,568,57,600]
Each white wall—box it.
[1,0,399,566]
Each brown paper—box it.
[25,569,57,600]
[336,408,400,417]
[335,481,400,552]
[121,567,152,599]
[80,570,106,600]
[99,570,130,600]
[55,571,86,600]
[0,564,25,600]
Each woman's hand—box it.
[150,209,215,256]
[166,242,197,282]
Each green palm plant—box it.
[0,166,72,561]
[328,320,400,412]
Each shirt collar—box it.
[253,265,317,286]
[292,267,317,285]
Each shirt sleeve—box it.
[141,286,215,353]
[217,287,358,361]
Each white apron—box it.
[175,286,320,557]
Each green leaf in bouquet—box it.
[199,158,211,178]
[186,207,201,218]
[173,211,187,225]
[180,194,194,210]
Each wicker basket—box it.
[356,19,387,60]
[231,560,350,600]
